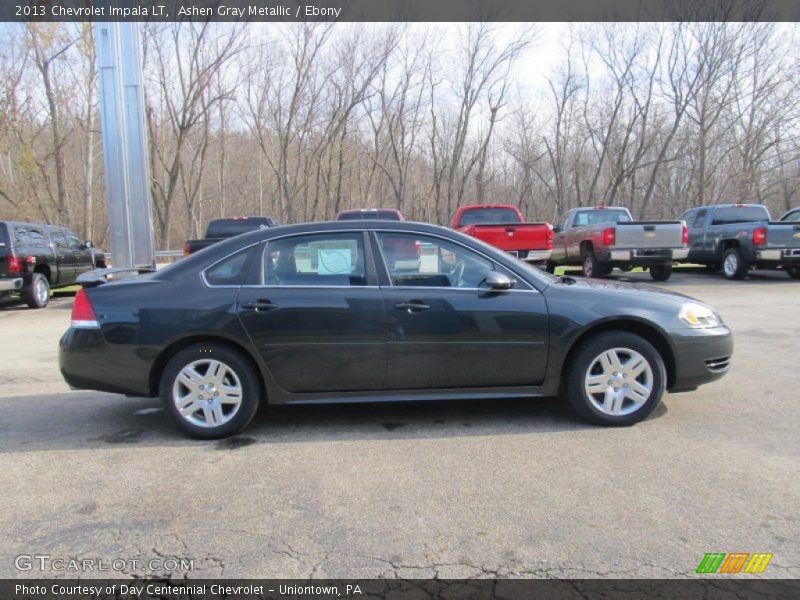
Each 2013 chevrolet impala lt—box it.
[59,221,733,438]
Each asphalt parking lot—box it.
[1,268,798,579]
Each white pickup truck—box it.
[547,206,689,281]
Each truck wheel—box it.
[649,264,673,281]
[23,273,50,309]
[787,266,800,280]
[544,261,556,274]
[722,248,748,280]
[582,250,609,278]
[565,331,666,426]
[160,343,261,439]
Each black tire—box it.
[565,331,666,426]
[23,273,50,308]
[544,261,556,274]
[160,343,261,439]
[787,266,800,280]
[95,260,107,269]
[722,247,748,280]
[582,249,610,278]
[649,264,673,282]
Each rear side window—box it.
[264,233,366,286]
[13,226,49,246]
[694,210,707,228]
[711,206,770,225]
[204,245,259,286]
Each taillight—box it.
[753,227,767,246]
[545,225,554,250]
[603,227,616,246]
[183,242,191,256]
[7,252,23,275]
[682,223,689,246]
[71,288,99,328]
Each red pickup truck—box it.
[452,204,553,263]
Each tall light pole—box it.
[95,17,156,270]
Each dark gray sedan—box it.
[60,221,732,438]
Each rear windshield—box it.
[458,208,520,226]
[337,210,401,221]
[711,206,770,225]
[573,209,631,226]
[206,218,272,238]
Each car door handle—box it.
[241,299,278,312]
[394,301,431,312]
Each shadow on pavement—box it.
[0,390,668,454]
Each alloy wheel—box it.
[36,278,49,304]
[723,253,738,278]
[172,359,243,428]
[584,347,653,416]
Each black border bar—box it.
[2,0,800,22]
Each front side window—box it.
[377,232,493,289]
[264,233,366,286]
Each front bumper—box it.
[0,277,23,292]
[606,248,689,263]
[669,326,733,392]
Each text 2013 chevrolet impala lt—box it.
[59,221,733,439]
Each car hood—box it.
[548,276,703,307]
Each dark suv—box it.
[0,221,105,308]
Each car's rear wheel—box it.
[722,248,748,280]
[649,264,673,281]
[582,249,610,278]
[23,273,50,308]
[787,266,800,280]
[565,331,666,426]
[160,344,260,439]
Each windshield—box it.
[573,209,631,226]
[459,208,521,226]
[711,206,770,225]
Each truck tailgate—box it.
[465,224,551,251]
[614,221,684,249]
[765,222,800,251]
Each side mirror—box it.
[483,271,515,291]
[84,240,94,248]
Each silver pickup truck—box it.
[547,207,688,281]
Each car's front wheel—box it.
[160,343,261,439]
[565,331,666,426]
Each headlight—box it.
[679,302,721,329]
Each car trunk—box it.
[613,221,684,249]
[468,224,550,251]
[765,222,800,253]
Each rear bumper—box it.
[0,277,23,292]
[756,249,800,263]
[522,249,552,262]
[59,327,153,397]
[669,326,733,393]
[605,248,689,263]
